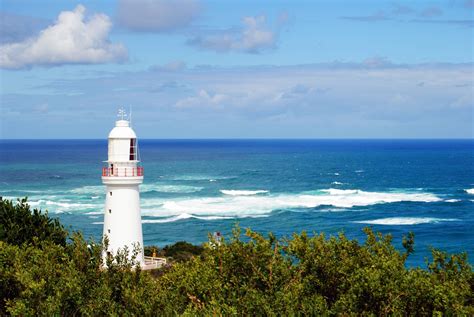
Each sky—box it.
[0,0,473,139]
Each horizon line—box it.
[1,137,473,141]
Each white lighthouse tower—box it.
[102,109,144,265]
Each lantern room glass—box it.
[129,138,136,160]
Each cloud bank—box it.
[341,3,474,26]
[2,61,472,138]
[188,15,279,53]
[0,5,127,69]
[117,0,201,32]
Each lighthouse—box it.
[102,109,144,265]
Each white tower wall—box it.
[102,117,144,266]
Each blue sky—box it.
[0,0,472,138]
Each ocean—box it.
[1,139,473,267]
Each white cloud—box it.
[160,62,474,124]
[117,0,201,32]
[3,61,472,138]
[188,15,277,53]
[175,89,229,109]
[0,5,127,69]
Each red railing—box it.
[102,167,144,177]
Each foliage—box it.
[145,241,204,262]
[0,198,67,246]
[0,198,473,315]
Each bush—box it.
[154,228,474,315]
[0,198,67,246]
[145,241,204,263]
[0,198,473,315]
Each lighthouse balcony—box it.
[102,167,144,177]
[102,167,144,184]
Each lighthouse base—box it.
[103,184,144,265]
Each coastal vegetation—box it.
[1,198,473,315]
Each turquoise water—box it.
[1,139,473,266]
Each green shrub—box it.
[0,198,67,246]
[0,198,473,315]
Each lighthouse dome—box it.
[108,120,137,139]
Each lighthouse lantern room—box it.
[102,108,144,265]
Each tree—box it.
[1,198,473,315]
[0,198,67,246]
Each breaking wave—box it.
[465,188,474,194]
[140,188,442,219]
[354,217,458,225]
[143,213,193,223]
[28,199,96,210]
[21,187,444,220]
[220,190,269,196]
[85,211,103,215]
[142,213,234,223]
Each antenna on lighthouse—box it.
[129,106,133,126]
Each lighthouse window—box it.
[129,138,136,160]
[108,229,111,234]
[109,209,111,214]
[109,191,112,196]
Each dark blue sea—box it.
[1,139,473,267]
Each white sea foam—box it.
[354,217,458,225]
[85,211,103,215]
[331,181,343,185]
[92,222,104,225]
[139,188,441,219]
[25,186,443,221]
[322,189,360,195]
[142,213,193,223]
[27,199,97,213]
[355,170,364,173]
[142,213,250,223]
[220,190,269,196]
[446,199,461,203]
[465,188,474,194]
